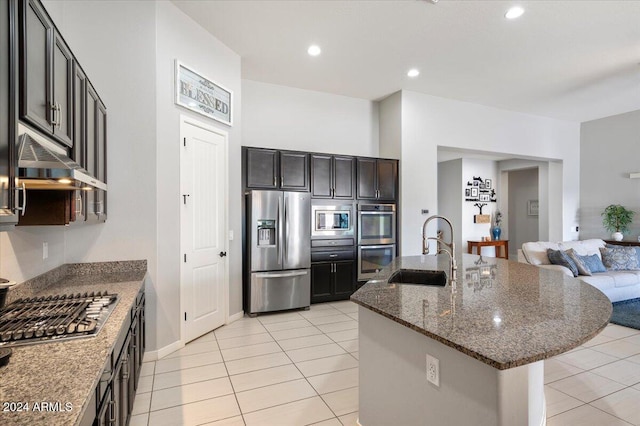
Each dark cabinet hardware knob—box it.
[219,251,227,257]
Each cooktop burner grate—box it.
[0,291,118,347]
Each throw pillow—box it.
[547,249,579,277]
[578,254,606,273]
[565,248,592,276]
[600,246,640,271]
[606,243,640,266]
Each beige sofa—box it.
[518,238,640,303]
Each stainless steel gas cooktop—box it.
[0,292,118,347]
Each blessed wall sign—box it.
[175,60,232,126]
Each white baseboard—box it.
[144,340,184,361]
[144,312,244,362]
[227,311,244,323]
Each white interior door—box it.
[180,117,228,343]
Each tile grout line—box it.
[257,307,346,422]
[546,324,640,423]
[213,327,248,426]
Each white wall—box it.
[507,168,539,255]
[392,91,580,256]
[242,80,378,157]
[461,159,499,255]
[41,0,159,348]
[580,110,640,240]
[378,92,401,160]
[155,1,242,351]
[437,159,462,251]
[14,0,243,354]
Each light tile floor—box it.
[133,302,640,426]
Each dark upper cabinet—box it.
[333,156,355,199]
[311,154,354,199]
[85,81,106,223]
[95,100,107,220]
[356,158,377,199]
[246,147,278,189]
[376,159,397,200]
[51,30,73,146]
[357,157,397,201]
[0,0,19,226]
[280,150,308,191]
[19,0,73,148]
[70,63,86,222]
[311,154,332,197]
[244,147,309,191]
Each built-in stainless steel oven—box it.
[357,204,396,245]
[358,244,396,281]
[312,204,353,238]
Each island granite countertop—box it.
[351,253,612,370]
[0,260,147,426]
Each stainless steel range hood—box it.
[17,124,107,191]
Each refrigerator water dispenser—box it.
[257,220,276,246]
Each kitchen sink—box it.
[387,269,447,286]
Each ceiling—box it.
[173,1,640,123]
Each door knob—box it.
[219,251,227,257]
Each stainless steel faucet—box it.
[422,215,457,282]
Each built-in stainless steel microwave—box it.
[311,204,353,237]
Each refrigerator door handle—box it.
[254,270,308,279]
[276,198,281,265]
[284,196,289,261]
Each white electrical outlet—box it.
[426,354,440,387]
[42,242,48,260]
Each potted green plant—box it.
[602,204,634,241]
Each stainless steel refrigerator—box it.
[246,191,311,315]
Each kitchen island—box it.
[351,254,612,426]
[0,261,147,426]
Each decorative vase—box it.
[492,227,502,241]
[612,231,624,242]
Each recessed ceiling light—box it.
[505,6,524,19]
[407,69,420,78]
[307,45,321,56]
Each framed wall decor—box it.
[175,60,233,126]
[465,176,497,203]
[528,200,539,216]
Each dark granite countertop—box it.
[0,261,147,426]
[351,253,612,370]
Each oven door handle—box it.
[360,244,395,250]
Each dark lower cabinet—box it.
[96,386,113,426]
[311,258,356,303]
[92,287,145,426]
